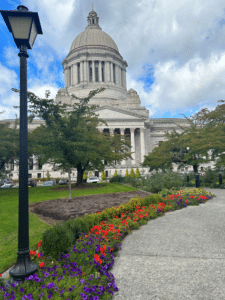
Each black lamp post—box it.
[0,5,42,284]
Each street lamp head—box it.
[0,5,43,49]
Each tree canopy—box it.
[12,87,132,198]
[142,101,225,172]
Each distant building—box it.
[1,8,215,180]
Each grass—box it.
[0,183,137,274]
[0,187,214,300]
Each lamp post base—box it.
[9,249,38,282]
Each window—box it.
[78,63,80,84]
[28,158,33,170]
[95,171,99,177]
[10,160,14,171]
[28,174,32,179]
[38,160,42,170]
[92,19,94,24]
[105,171,108,177]
[95,65,99,82]
[113,63,116,84]
[89,62,92,82]
[37,173,42,178]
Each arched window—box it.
[92,19,94,24]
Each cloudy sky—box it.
[0,0,225,120]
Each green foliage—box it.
[41,223,75,260]
[136,167,140,178]
[130,168,135,178]
[109,175,125,183]
[46,170,51,181]
[113,170,118,177]
[83,172,87,180]
[125,169,129,177]
[143,101,225,173]
[101,171,106,180]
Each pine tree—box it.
[114,170,118,177]
[125,169,129,177]
[136,167,140,178]
[130,168,135,178]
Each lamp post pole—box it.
[0,5,43,285]
[8,44,39,283]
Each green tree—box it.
[114,170,118,177]
[46,170,51,181]
[0,116,20,178]
[143,102,225,173]
[130,168,135,178]
[136,167,140,178]
[13,88,132,198]
[125,169,129,177]
[101,171,106,180]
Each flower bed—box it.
[0,188,214,300]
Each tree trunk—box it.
[76,162,84,186]
[68,168,72,200]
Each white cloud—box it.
[3,47,20,68]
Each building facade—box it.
[1,9,215,181]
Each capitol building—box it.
[2,8,213,181]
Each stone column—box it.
[99,61,102,82]
[80,61,84,83]
[33,155,39,170]
[120,128,126,165]
[84,60,88,83]
[109,128,114,136]
[130,128,136,165]
[111,62,114,84]
[124,69,127,89]
[140,127,145,163]
[73,63,78,85]
[92,61,95,82]
[64,68,68,88]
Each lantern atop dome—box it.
[87,6,101,29]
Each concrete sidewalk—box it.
[110,188,225,299]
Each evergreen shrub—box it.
[41,223,75,260]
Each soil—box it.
[29,184,150,226]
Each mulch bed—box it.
[29,188,150,226]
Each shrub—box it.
[130,168,135,178]
[125,169,129,177]
[101,171,106,180]
[136,168,140,178]
[41,223,75,260]
[144,171,184,193]
[109,175,125,183]
[113,170,118,177]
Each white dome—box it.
[69,27,119,53]
[69,9,119,54]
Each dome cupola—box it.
[59,7,128,105]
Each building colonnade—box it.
[64,60,127,89]
[98,127,145,165]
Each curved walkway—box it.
[110,188,225,300]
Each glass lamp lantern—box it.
[0,5,42,49]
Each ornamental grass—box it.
[0,189,214,300]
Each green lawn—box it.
[0,183,137,274]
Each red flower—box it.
[39,262,45,268]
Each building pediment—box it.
[94,106,147,120]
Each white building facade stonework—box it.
[1,9,215,180]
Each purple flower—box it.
[68,287,73,292]
[55,287,59,291]
[20,287,24,293]
[22,296,28,300]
